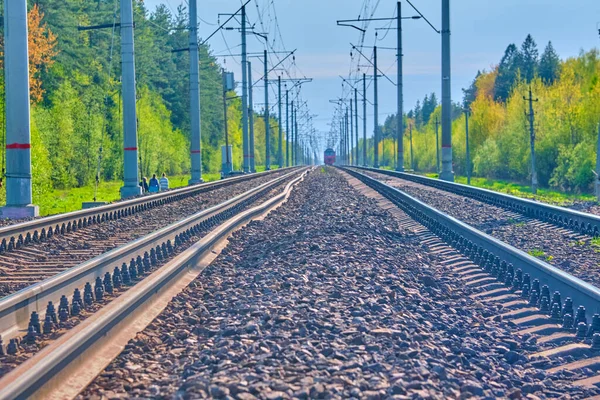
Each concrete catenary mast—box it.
[188,0,203,184]
[439,0,454,181]
[2,0,39,217]
[119,0,143,198]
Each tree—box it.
[539,41,560,84]
[413,100,423,129]
[27,4,58,103]
[422,92,437,125]
[0,4,58,103]
[520,34,539,83]
[462,71,481,109]
[382,114,397,140]
[494,44,521,103]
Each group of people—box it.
[140,173,169,193]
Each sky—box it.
[144,0,600,151]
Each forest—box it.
[374,35,600,194]
[0,0,284,205]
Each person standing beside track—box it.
[148,174,160,193]
[139,177,149,193]
[159,172,169,191]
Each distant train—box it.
[324,148,336,165]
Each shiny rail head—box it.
[351,166,600,237]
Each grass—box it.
[3,165,274,217]
[527,249,554,262]
[528,249,546,258]
[507,218,525,227]
[255,165,281,173]
[591,237,600,253]
[423,173,595,206]
[33,173,221,216]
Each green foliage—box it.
[397,38,600,195]
[540,41,560,84]
[528,249,545,258]
[494,44,521,103]
[0,0,291,209]
[520,34,539,83]
[35,174,218,216]
[451,175,595,205]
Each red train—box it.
[324,148,336,165]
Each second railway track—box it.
[353,167,600,292]
[341,168,600,394]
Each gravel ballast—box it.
[80,168,598,399]
[361,170,600,292]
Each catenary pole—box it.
[340,117,344,164]
[241,6,250,172]
[435,116,440,173]
[350,102,354,165]
[465,109,471,184]
[355,88,359,164]
[248,62,256,172]
[222,69,231,174]
[410,123,414,170]
[286,91,289,167]
[188,0,203,184]
[440,0,454,181]
[294,105,299,165]
[396,1,404,171]
[278,76,283,167]
[264,50,270,170]
[2,0,39,217]
[119,0,143,198]
[597,32,600,199]
[363,73,367,166]
[346,108,350,165]
[291,101,295,165]
[525,87,538,194]
[373,46,379,168]
[596,122,600,199]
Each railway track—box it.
[0,168,296,297]
[352,167,600,292]
[0,168,308,399]
[342,167,600,393]
[352,166,600,236]
[4,166,600,398]
[70,167,600,399]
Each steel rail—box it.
[0,169,308,400]
[342,167,600,320]
[0,168,298,253]
[0,168,305,342]
[351,166,600,237]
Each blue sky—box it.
[145,0,600,148]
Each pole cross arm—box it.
[201,0,251,46]
[78,23,122,31]
[336,21,365,33]
[350,43,396,86]
[252,50,297,87]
